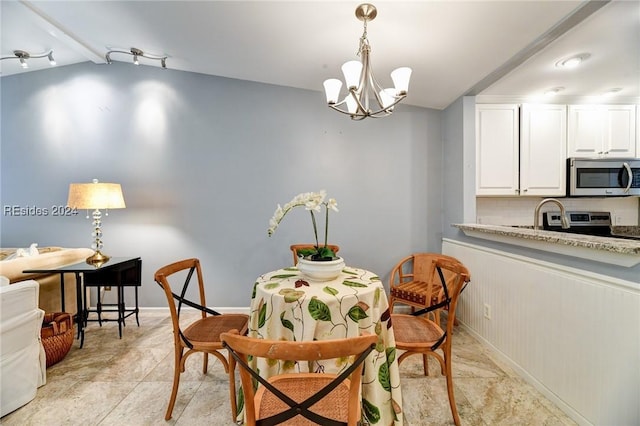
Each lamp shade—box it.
[391,67,412,95]
[67,181,126,210]
[323,78,343,104]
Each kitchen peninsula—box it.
[453,223,640,267]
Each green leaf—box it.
[282,267,298,271]
[280,289,304,303]
[317,246,335,258]
[342,269,358,276]
[374,287,381,306]
[270,274,298,279]
[378,362,391,392]
[280,311,294,333]
[297,248,316,257]
[347,305,369,322]
[258,303,266,329]
[264,282,280,290]
[362,398,381,424]
[308,297,332,321]
[323,286,339,296]
[342,280,368,288]
[386,347,396,365]
[236,387,244,417]
[251,282,258,299]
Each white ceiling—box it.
[1,1,638,110]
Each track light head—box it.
[104,47,167,69]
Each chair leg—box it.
[443,343,461,426]
[165,349,183,420]
[228,355,238,421]
[422,354,429,376]
[203,351,209,374]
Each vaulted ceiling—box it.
[1,1,638,110]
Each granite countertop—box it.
[453,223,640,256]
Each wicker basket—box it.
[41,312,74,367]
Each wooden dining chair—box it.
[154,258,249,421]
[290,244,340,265]
[221,332,377,426]
[391,257,471,426]
[389,253,470,326]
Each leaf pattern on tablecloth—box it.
[308,296,332,321]
[347,301,369,322]
[279,288,304,303]
[363,398,381,424]
[257,299,267,329]
[280,311,294,334]
[249,267,402,426]
[378,362,391,392]
[343,280,368,288]
[323,286,339,296]
[386,347,396,365]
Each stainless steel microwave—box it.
[567,158,640,197]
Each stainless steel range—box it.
[543,211,640,240]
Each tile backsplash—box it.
[477,197,640,226]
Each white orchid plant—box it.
[268,190,339,260]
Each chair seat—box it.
[389,281,441,306]
[392,314,444,348]
[256,373,350,425]
[183,314,249,345]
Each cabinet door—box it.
[520,104,567,196]
[604,105,636,156]
[476,104,519,196]
[567,105,604,157]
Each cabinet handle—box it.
[523,188,528,192]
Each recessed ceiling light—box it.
[555,54,590,69]
[544,87,564,97]
[602,88,622,96]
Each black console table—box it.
[24,257,142,347]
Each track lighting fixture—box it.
[105,47,167,69]
[0,49,57,70]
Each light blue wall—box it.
[0,62,444,307]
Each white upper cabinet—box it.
[567,104,636,158]
[476,104,567,197]
[520,104,567,196]
[476,104,519,196]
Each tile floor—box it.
[2,310,577,425]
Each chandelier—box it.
[323,3,412,120]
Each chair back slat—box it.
[221,333,377,426]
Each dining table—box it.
[247,264,403,425]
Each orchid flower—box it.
[268,191,339,259]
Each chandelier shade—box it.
[323,3,412,120]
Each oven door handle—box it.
[622,162,633,193]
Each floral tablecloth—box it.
[248,265,403,425]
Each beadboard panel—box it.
[443,239,640,426]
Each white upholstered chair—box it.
[0,278,47,416]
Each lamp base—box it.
[86,250,110,267]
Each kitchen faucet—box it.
[534,198,570,230]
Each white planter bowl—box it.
[297,257,345,281]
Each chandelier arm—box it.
[364,94,407,117]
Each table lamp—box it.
[67,179,126,266]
